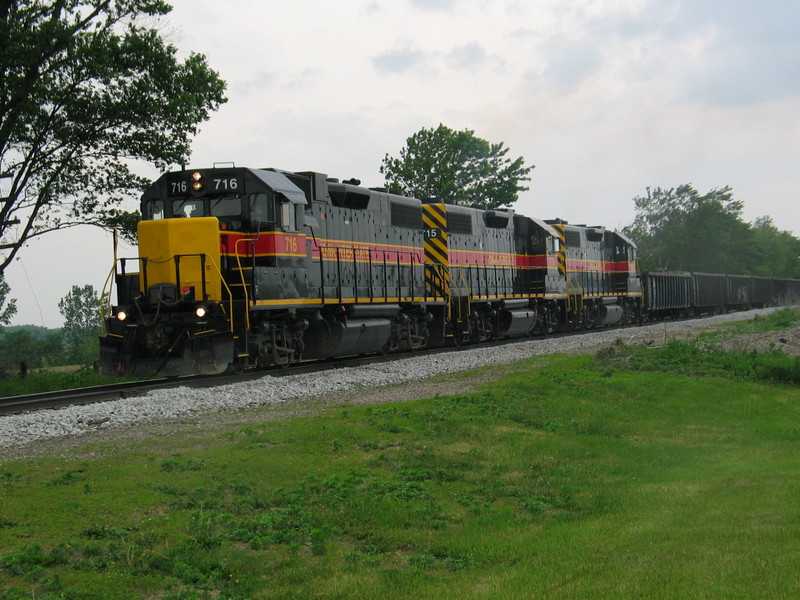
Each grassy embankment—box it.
[1,309,799,599]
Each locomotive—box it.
[99,165,797,377]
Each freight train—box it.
[99,166,800,377]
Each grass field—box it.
[1,311,799,599]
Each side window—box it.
[145,200,165,220]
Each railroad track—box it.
[0,329,550,417]
[0,378,177,416]
[0,310,764,417]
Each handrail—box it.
[233,236,256,331]
[316,243,427,304]
[203,254,237,333]
[566,272,584,313]
[99,262,118,336]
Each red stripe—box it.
[566,259,636,272]
[220,232,426,262]
[220,232,306,257]
[219,231,636,273]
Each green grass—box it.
[599,309,800,386]
[2,344,800,598]
[0,369,140,398]
[694,306,800,345]
[727,306,800,332]
[598,336,800,384]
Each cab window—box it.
[145,200,165,220]
[529,231,545,254]
[210,197,242,217]
[173,199,204,218]
[249,192,274,227]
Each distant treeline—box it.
[0,325,98,373]
[0,284,102,374]
[624,185,800,277]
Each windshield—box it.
[172,199,204,218]
[210,197,242,217]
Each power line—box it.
[16,257,47,328]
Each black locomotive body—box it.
[101,168,439,376]
[99,166,797,378]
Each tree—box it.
[0,0,227,274]
[750,217,800,278]
[0,327,37,371]
[58,283,101,363]
[0,273,16,325]
[380,124,534,209]
[0,325,65,370]
[623,184,757,274]
[59,284,99,341]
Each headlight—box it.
[195,306,207,318]
[116,310,128,321]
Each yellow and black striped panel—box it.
[553,223,567,277]
[422,203,450,298]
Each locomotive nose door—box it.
[138,216,223,303]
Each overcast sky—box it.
[5,0,800,327]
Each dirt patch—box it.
[628,322,800,357]
[715,326,800,356]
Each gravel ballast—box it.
[0,308,791,454]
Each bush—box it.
[597,339,800,385]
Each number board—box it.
[165,170,244,197]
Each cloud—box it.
[677,43,800,106]
[541,38,601,90]
[232,70,276,95]
[446,42,485,68]
[373,40,505,79]
[408,0,456,12]
[445,41,506,70]
[372,44,429,74]
[608,0,800,106]
[671,2,800,106]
